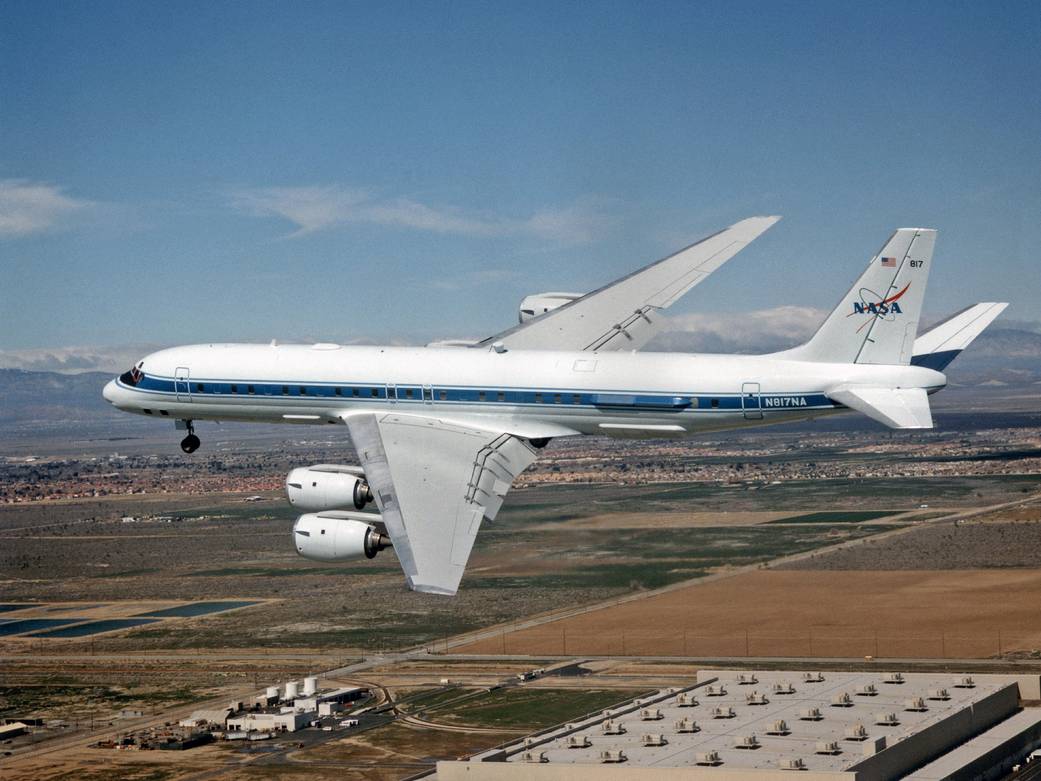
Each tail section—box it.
[911,302,1009,371]
[786,228,936,364]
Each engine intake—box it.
[292,513,391,562]
[518,292,583,323]
[286,465,373,511]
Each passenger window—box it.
[535,392,543,403]
[195,383,205,392]
[439,390,447,400]
[370,388,378,398]
[554,393,562,404]
[478,391,486,402]
[498,391,506,402]
[352,388,359,397]
[248,385,255,395]
[711,398,719,408]
[572,394,581,404]
[230,384,237,393]
[405,388,414,399]
[299,386,307,395]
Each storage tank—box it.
[285,681,300,700]
[303,676,318,696]
[265,686,279,699]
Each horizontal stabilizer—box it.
[911,302,1009,371]
[827,386,933,429]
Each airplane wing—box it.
[343,411,539,595]
[474,215,780,352]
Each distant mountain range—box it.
[1,328,1037,439]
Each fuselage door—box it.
[741,382,762,420]
[386,383,397,404]
[422,384,433,405]
[175,366,192,403]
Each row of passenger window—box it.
[185,382,725,408]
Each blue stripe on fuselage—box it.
[120,375,838,412]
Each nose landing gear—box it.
[179,420,200,453]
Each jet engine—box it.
[292,512,391,562]
[285,465,373,511]
[518,292,583,323]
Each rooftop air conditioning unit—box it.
[904,697,928,712]
[875,712,900,726]
[642,733,668,747]
[735,673,758,685]
[767,719,791,736]
[883,672,905,684]
[674,718,699,733]
[773,681,796,695]
[520,751,547,763]
[746,691,769,705]
[704,684,727,697]
[639,708,663,721]
[815,740,841,755]
[927,688,951,701]
[803,672,825,683]
[675,693,698,707]
[566,735,591,749]
[954,676,975,688]
[734,734,761,749]
[856,683,878,696]
[696,750,723,766]
[780,758,806,771]
[799,707,823,721]
[712,706,736,719]
[845,723,869,741]
[832,692,853,707]
[599,749,626,763]
[601,720,626,735]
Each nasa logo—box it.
[849,282,911,331]
[853,301,903,315]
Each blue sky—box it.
[1,1,1039,365]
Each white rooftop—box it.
[446,670,1041,779]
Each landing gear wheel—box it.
[180,433,200,454]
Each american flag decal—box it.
[880,257,896,267]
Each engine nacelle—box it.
[518,292,583,323]
[285,465,373,511]
[292,513,391,562]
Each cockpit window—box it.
[119,362,144,387]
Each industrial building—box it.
[434,670,1041,780]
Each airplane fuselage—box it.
[103,343,946,438]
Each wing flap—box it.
[344,412,538,595]
[827,386,933,429]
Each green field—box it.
[768,510,902,524]
[424,687,650,730]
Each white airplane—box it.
[103,217,1007,595]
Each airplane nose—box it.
[103,379,118,404]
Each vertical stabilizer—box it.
[785,228,936,364]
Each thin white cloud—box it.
[0,345,159,374]
[0,179,92,238]
[648,306,827,354]
[430,268,520,292]
[228,184,612,244]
